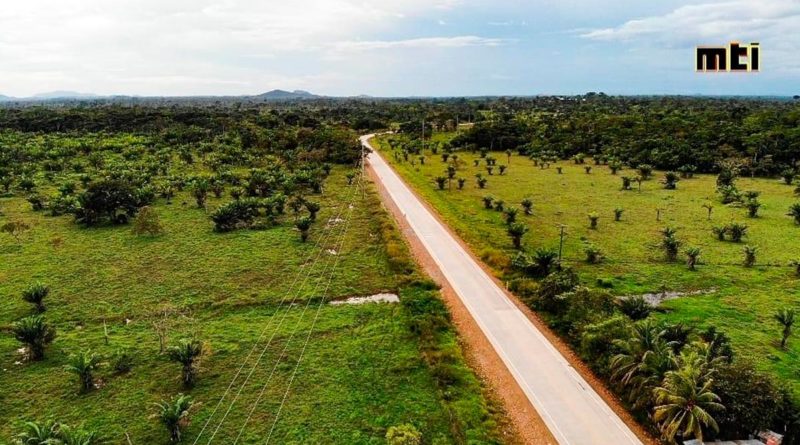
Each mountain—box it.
[255,89,320,100]
[32,91,100,100]
[0,95,12,101]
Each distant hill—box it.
[32,91,100,100]
[255,89,320,100]
[0,94,13,101]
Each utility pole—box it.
[558,224,566,265]
[421,118,425,152]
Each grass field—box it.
[0,164,503,444]
[373,133,800,393]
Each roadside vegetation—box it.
[0,106,504,444]
[372,95,800,443]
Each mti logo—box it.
[696,42,760,72]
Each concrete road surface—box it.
[362,134,643,445]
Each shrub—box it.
[132,206,164,236]
[295,216,313,242]
[210,199,260,232]
[609,161,622,174]
[493,199,504,212]
[663,172,679,189]
[728,222,748,242]
[618,296,651,320]
[499,165,507,175]
[743,245,757,267]
[529,248,559,277]
[15,420,60,444]
[190,179,209,208]
[481,195,494,209]
[457,177,465,189]
[434,176,447,190]
[521,198,533,215]
[503,207,518,224]
[507,223,528,249]
[111,348,135,374]
[27,194,46,211]
[65,350,102,392]
[154,394,193,443]
[782,168,796,185]
[789,203,800,225]
[714,362,782,439]
[1,220,31,243]
[588,212,599,229]
[637,164,653,179]
[385,424,422,445]
[621,176,632,190]
[745,199,761,218]
[476,176,487,188]
[584,243,603,264]
[13,315,56,361]
[614,208,623,221]
[718,184,742,204]
[533,268,578,312]
[712,225,727,241]
[22,282,49,312]
[556,166,563,174]
[305,200,321,220]
[167,339,205,387]
[685,247,701,270]
[660,227,680,261]
[74,180,142,226]
[584,166,592,174]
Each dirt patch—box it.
[329,293,399,305]
[366,141,658,445]
[621,288,718,307]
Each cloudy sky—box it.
[0,0,798,97]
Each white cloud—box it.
[0,0,470,96]
[330,36,512,52]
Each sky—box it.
[0,0,798,97]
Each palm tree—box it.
[743,245,757,267]
[685,247,701,270]
[167,339,205,387]
[521,198,533,215]
[190,178,209,208]
[305,201,321,221]
[295,217,313,242]
[16,419,59,444]
[774,308,796,349]
[434,176,447,190]
[614,208,624,221]
[507,223,528,249]
[503,207,518,224]
[653,360,723,443]
[22,282,49,313]
[13,315,56,361]
[588,212,599,229]
[610,320,675,409]
[727,222,748,242]
[482,195,494,209]
[661,227,680,262]
[702,203,713,220]
[788,203,800,225]
[65,350,102,392]
[154,394,194,443]
[663,172,680,189]
[745,198,761,218]
[531,248,559,277]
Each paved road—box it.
[362,135,643,445]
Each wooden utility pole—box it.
[558,225,566,265]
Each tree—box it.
[154,394,194,443]
[702,203,714,220]
[521,198,533,215]
[727,223,748,242]
[15,419,60,444]
[503,207,518,224]
[493,199,505,212]
[782,168,796,185]
[588,212,599,229]
[132,206,164,236]
[191,179,209,208]
[745,198,761,218]
[22,282,49,313]
[584,243,603,264]
[714,362,782,439]
[653,356,723,443]
[611,320,675,409]
[614,208,623,221]
[638,164,653,179]
[507,223,528,249]
[1,220,31,243]
[685,247,701,270]
[434,176,447,190]
[167,339,205,387]
[661,227,680,261]
[295,216,313,242]
[385,424,422,445]
[743,245,757,267]
[774,308,795,349]
[13,315,56,361]
[457,177,466,189]
[481,195,494,209]
[305,201,321,221]
[663,172,680,189]
[65,350,102,392]
[75,180,142,226]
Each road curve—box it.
[362,134,643,445]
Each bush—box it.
[713,362,782,439]
[295,216,313,242]
[13,315,56,361]
[65,350,102,392]
[74,180,142,226]
[789,203,800,225]
[588,212,599,229]
[386,424,422,445]
[112,348,135,374]
[132,206,164,236]
[532,268,578,313]
[481,195,494,209]
[685,247,701,270]
[728,222,748,242]
[614,208,623,221]
[618,296,651,320]
[210,199,260,232]
[22,282,49,312]
[584,243,603,264]
[743,245,757,267]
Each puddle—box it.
[330,293,400,305]
[620,288,718,307]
